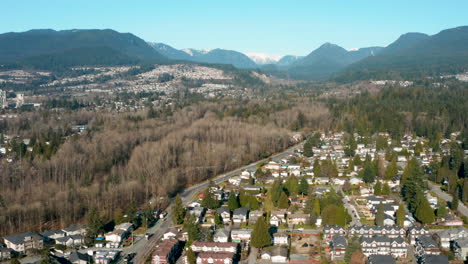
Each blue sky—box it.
[1,0,467,56]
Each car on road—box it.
[124,253,136,263]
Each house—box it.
[190,242,238,253]
[273,233,289,245]
[216,208,231,224]
[260,250,272,260]
[330,235,347,261]
[271,247,288,263]
[3,232,44,253]
[453,238,468,261]
[360,236,407,258]
[232,208,248,224]
[433,227,468,249]
[69,251,92,264]
[348,226,405,238]
[163,228,179,240]
[62,225,87,236]
[288,213,310,225]
[196,252,234,264]
[415,235,440,257]
[263,161,281,171]
[230,229,252,243]
[248,210,263,224]
[243,185,261,192]
[105,229,127,243]
[360,187,372,197]
[55,235,84,247]
[152,239,181,264]
[324,225,346,241]
[349,177,363,185]
[41,230,66,242]
[420,255,449,264]
[442,214,464,226]
[408,226,430,245]
[115,222,133,233]
[228,177,241,186]
[315,177,329,185]
[270,210,287,227]
[214,229,230,243]
[332,178,346,185]
[0,247,12,261]
[383,215,395,226]
[367,255,395,264]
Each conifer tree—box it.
[250,216,271,248]
[314,197,321,216]
[299,177,309,196]
[375,203,384,226]
[201,188,219,209]
[374,181,382,195]
[362,164,375,183]
[278,192,289,209]
[344,236,362,264]
[173,194,186,225]
[228,193,240,211]
[436,202,448,218]
[186,248,196,264]
[416,198,435,224]
[385,160,398,180]
[396,203,405,226]
[451,192,459,211]
[87,207,104,238]
[381,183,391,195]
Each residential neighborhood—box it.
[1,131,467,264]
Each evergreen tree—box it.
[416,199,435,224]
[285,176,299,195]
[173,194,186,225]
[278,192,289,209]
[186,248,196,264]
[250,216,271,248]
[451,191,459,211]
[206,229,214,242]
[436,202,448,218]
[201,188,219,209]
[463,179,468,203]
[381,183,391,195]
[87,207,104,238]
[228,193,240,211]
[335,206,347,226]
[314,197,321,216]
[375,203,384,226]
[396,203,405,226]
[401,158,425,213]
[184,215,201,242]
[384,160,398,180]
[362,164,375,183]
[374,181,382,195]
[214,212,223,225]
[271,179,284,206]
[299,177,309,196]
[313,159,321,177]
[376,136,388,151]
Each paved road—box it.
[247,247,258,264]
[427,181,468,217]
[333,186,361,226]
[130,142,304,264]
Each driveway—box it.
[427,181,468,217]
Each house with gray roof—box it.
[41,230,66,242]
[415,235,440,257]
[367,255,395,264]
[420,255,449,264]
[0,246,12,261]
[232,208,248,224]
[214,229,230,243]
[330,235,346,261]
[3,232,43,253]
[69,250,92,264]
[453,238,468,261]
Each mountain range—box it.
[0,26,467,81]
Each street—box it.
[130,142,304,264]
[427,181,468,217]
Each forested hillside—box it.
[0,98,330,235]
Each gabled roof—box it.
[214,229,230,238]
[41,230,66,238]
[69,251,91,263]
[368,255,395,264]
[217,207,230,214]
[233,208,248,216]
[331,235,347,248]
[271,246,288,257]
[3,232,41,245]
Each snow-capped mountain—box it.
[182,48,212,57]
[245,53,281,65]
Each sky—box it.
[1,0,467,56]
